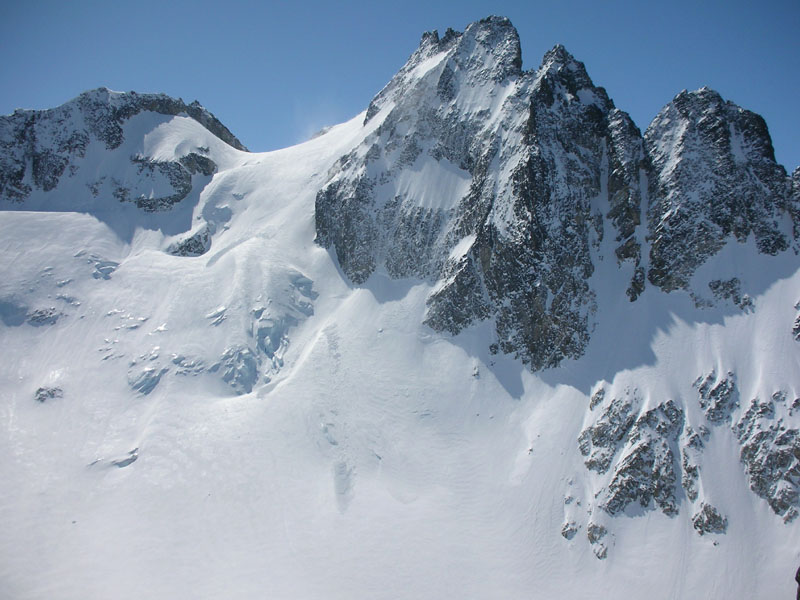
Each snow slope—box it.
[2,21,800,600]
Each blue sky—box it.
[2,0,798,169]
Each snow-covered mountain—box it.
[1,15,799,600]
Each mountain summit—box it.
[316,18,797,370]
[1,16,799,600]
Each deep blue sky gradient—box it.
[2,0,798,169]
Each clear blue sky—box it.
[2,0,798,170]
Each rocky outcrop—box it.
[794,299,800,342]
[586,522,609,559]
[579,388,684,518]
[602,400,684,516]
[734,391,800,522]
[645,88,792,291]
[34,386,63,403]
[694,371,738,423]
[577,365,800,555]
[167,226,213,257]
[708,278,754,311]
[0,88,244,208]
[692,503,728,535]
[579,387,639,474]
[680,425,709,502]
[26,307,62,326]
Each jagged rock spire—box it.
[318,15,797,372]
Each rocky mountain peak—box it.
[645,86,793,290]
[3,17,800,587]
[74,87,247,151]
[319,16,798,372]
[364,16,522,125]
[538,43,584,78]
[318,17,651,370]
[0,88,246,209]
[663,86,778,164]
[456,16,522,79]
[417,26,462,55]
[533,44,611,111]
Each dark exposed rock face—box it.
[471,46,644,369]
[122,156,193,211]
[645,88,792,291]
[692,503,728,535]
[315,18,796,371]
[316,17,649,370]
[576,365,800,544]
[694,371,738,423]
[602,400,684,516]
[167,226,213,257]
[579,388,684,518]
[34,386,63,403]
[708,278,754,311]
[733,392,800,523]
[681,425,709,502]
[0,88,244,208]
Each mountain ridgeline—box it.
[314,16,799,370]
[1,18,795,372]
[0,88,247,212]
[2,16,800,584]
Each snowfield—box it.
[2,16,800,597]
[0,106,798,599]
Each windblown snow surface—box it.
[1,96,799,599]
